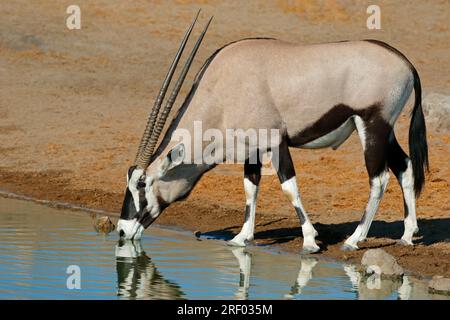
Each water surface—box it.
[0,197,446,300]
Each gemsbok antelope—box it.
[118,12,428,253]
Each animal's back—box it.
[185,38,414,146]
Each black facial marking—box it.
[120,165,146,221]
[120,188,138,220]
[137,187,148,213]
[137,179,146,189]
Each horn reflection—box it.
[115,240,184,300]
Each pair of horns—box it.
[134,10,213,169]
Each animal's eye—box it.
[137,180,146,189]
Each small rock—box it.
[361,249,404,278]
[194,230,202,238]
[422,93,450,133]
[428,276,450,296]
[94,216,115,234]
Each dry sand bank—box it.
[0,0,449,277]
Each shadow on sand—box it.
[201,218,450,248]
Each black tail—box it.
[409,68,429,197]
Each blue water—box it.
[0,197,445,300]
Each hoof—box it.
[398,239,414,246]
[227,239,247,247]
[341,243,358,251]
[301,245,320,254]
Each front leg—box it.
[228,159,261,247]
[275,141,320,253]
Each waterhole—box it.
[0,197,446,300]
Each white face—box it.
[117,167,161,240]
[117,144,187,240]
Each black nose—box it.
[119,229,125,237]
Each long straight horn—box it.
[136,16,213,169]
[134,10,201,164]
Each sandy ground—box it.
[0,0,449,277]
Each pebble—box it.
[194,230,202,238]
[428,276,450,296]
[94,216,115,234]
[361,248,404,278]
[422,92,450,133]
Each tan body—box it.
[162,39,412,159]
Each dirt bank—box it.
[0,0,449,277]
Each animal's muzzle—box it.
[117,218,145,240]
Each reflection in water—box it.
[285,258,318,299]
[230,248,318,300]
[231,248,251,300]
[344,264,411,300]
[224,248,425,300]
[114,239,438,300]
[0,197,447,300]
[115,240,184,300]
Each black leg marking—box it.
[274,141,307,224]
[294,206,306,225]
[362,120,392,180]
[274,141,319,252]
[273,140,296,184]
[387,136,412,219]
[387,136,408,178]
[243,158,260,231]
[229,157,262,246]
[242,204,251,226]
[244,158,262,186]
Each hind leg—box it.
[387,136,419,245]
[343,116,390,250]
[274,141,320,253]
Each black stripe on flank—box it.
[288,103,389,148]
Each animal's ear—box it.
[169,143,185,166]
[158,144,185,176]
[127,165,137,182]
